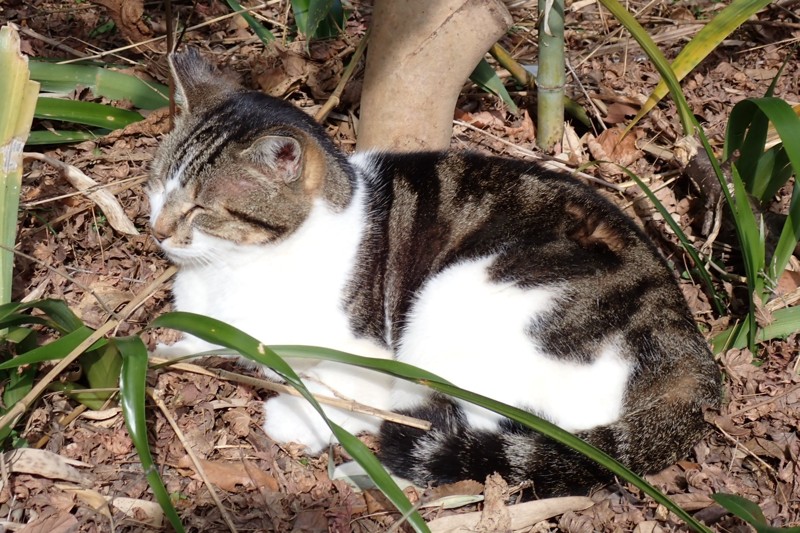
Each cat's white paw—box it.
[151,336,216,359]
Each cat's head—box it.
[148,48,353,265]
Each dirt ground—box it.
[2,0,799,531]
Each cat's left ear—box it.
[169,48,239,112]
[242,135,303,183]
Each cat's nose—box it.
[151,219,170,241]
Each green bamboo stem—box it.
[0,25,40,306]
[537,0,565,151]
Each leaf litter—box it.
[3,0,800,531]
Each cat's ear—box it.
[242,136,304,183]
[168,48,239,112]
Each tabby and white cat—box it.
[149,49,721,497]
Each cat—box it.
[149,48,722,498]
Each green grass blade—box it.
[291,0,345,39]
[154,312,710,533]
[470,59,519,114]
[150,312,429,533]
[223,0,275,45]
[726,98,800,281]
[26,129,110,145]
[712,493,800,533]
[630,0,772,127]
[0,325,97,370]
[29,60,169,110]
[598,0,694,135]
[47,381,115,411]
[80,341,122,395]
[35,97,143,130]
[26,298,85,332]
[615,166,725,313]
[712,306,800,351]
[116,335,185,533]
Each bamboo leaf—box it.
[117,335,185,533]
[630,0,772,127]
[35,97,143,130]
[0,326,102,370]
[598,0,694,135]
[712,306,800,352]
[26,129,110,145]
[291,0,345,39]
[470,59,519,114]
[712,493,800,533]
[223,0,275,45]
[29,60,169,110]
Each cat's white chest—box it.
[170,197,365,352]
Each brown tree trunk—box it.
[356,0,513,152]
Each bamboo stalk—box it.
[0,25,40,305]
[536,0,565,151]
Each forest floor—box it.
[2,0,799,531]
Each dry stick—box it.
[315,28,371,123]
[149,356,432,431]
[24,152,139,236]
[0,266,178,433]
[452,119,625,192]
[14,25,89,58]
[150,389,239,533]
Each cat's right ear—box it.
[168,48,239,112]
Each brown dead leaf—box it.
[89,0,153,46]
[18,511,79,533]
[222,408,252,438]
[177,456,278,492]
[423,479,484,502]
[475,473,510,532]
[587,127,644,177]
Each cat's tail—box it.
[378,359,720,497]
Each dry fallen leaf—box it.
[2,449,87,486]
[111,497,164,528]
[177,456,279,492]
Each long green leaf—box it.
[630,0,772,127]
[29,60,169,110]
[117,335,185,533]
[35,97,143,130]
[725,98,800,284]
[0,325,101,370]
[615,166,725,313]
[712,493,800,533]
[223,0,275,45]
[291,0,345,39]
[711,306,800,352]
[153,312,711,533]
[598,0,694,135]
[26,128,110,145]
[470,59,519,114]
[150,312,429,533]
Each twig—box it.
[151,388,239,533]
[14,24,89,58]
[149,356,433,431]
[315,28,370,123]
[24,152,139,236]
[0,266,177,434]
[452,119,625,192]
[713,420,778,476]
[56,2,281,65]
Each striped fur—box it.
[149,49,722,498]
